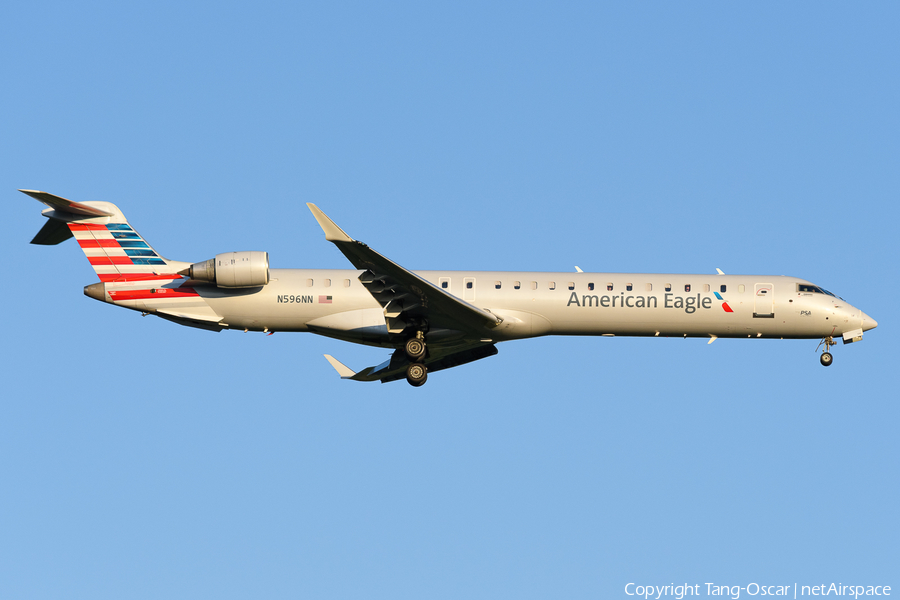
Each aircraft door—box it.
[753,283,774,318]
[463,277,475,302]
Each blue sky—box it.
[2,2,897,598]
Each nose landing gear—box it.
[817,336,836,367]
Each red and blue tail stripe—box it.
[68,222,182,283]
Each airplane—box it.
[22,189,878,387]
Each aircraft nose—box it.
[861,311,878,331]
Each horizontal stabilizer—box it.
[30,218,74,245]
[20,189,114,217]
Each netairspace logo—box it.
[624,582,892,599]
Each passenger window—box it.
[324,279,331,287]
[646,283,652,292]
[531,281,538,290]
[588,282,594,291]
[442,281,448,289]
[307,279,314,287]
[684,284,691,292]
[738,284,745,293]
[665,283,672,292]
[549,282,556,290]
[720,284,726,293]
[466,281,473,289]
[568,282,575,290]
[703,284,710,292]
[495,281,502,290]
[343,279,351,287]
[607,283,613,291]
[626,283,633,291]
[514,281,521,289]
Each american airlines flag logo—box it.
[714,292,734,313]
[319,295,333,304]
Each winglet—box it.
[307,204,354,243]
[716,268,725,275]
[324,354,357,379]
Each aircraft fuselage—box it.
[26,190,877,386]
[95,268,875,347]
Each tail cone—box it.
[84,282,109,303]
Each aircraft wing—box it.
[324,342,498,383]
[307,204,502,338]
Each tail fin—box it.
[22,189,187,283]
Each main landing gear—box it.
[817,336,836,367]
[406,362,427,387]
[404,330,428,386]
[405,337,426,360]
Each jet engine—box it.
[180,251,269,288]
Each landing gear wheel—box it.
[816,336,837,367]
[406,363,428,387]
[405,337,426,360]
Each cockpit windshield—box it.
[799,284,836,297]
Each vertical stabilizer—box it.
[21,190,187,283]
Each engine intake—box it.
[181,251,269,288]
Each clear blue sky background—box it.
[2,2,897,598]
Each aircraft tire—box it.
[820,352,833,367]
[405,338,426,360]
[406,363,428,387]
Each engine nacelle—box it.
[182,251,269,288]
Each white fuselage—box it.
[27,191,877,384]
[112,269,874,347]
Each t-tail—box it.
[23,190,231,331]
[22,189,188,283]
